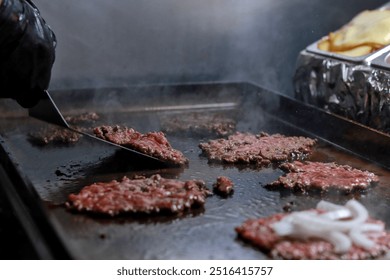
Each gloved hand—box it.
[0,0,56,108]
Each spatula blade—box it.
[28,90,69,128]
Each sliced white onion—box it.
[361,223,385,232]
[320,209,351,220]
[272,220,294,236]
[326,231,352,253]
[345,200,369,225]
[290,210,358,232]
[350,228,375,250]
[291,223,352,253]
[317,200,346,211]
[270,200,385,254]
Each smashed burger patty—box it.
[29,112,99,146]
[28,127,81,145]
[66,175,212,216]
[199,132,316,167]
[94,125,188,166]
[161,113,236,137]
[267,161,379,193]
[236,200,390,260]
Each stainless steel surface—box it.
[370,51,390,69]
[306,42,390,65]
[306,42,370,63]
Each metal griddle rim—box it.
[0,139,71,259]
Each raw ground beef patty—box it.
[236,212,390,260]
[267,161,379,193]
[199,132,316,167]
[66,175,212,216]
[94,125,188,166]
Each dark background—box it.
[0,0,388,259]
[34,0,389,94]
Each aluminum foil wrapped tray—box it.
[294,4,390,134]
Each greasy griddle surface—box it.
[1,83,390,259]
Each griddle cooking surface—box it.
[1,82,390,259]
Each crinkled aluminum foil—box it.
[294,50,390,133]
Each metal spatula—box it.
[29,90,167,166]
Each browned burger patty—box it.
[213,176,234,196]
[28,113,100,146]
[65,112,99,124]
[199,132,316,167]
[236,213,390,260]
[66,174,212,216]
[94,125,188,166]
[28,127,82,145]
[161,113,236,137]
[267,161,379,193]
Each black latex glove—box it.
[0,0,56,108]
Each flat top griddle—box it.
[1,82,390,259]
